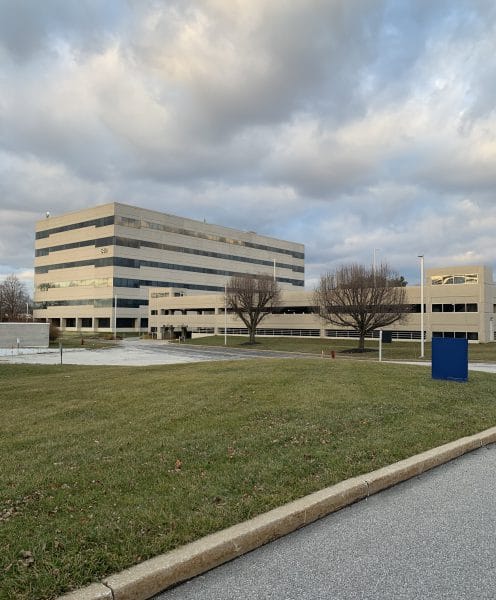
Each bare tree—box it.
[226,275,281,344]
[0,274,30,322]
[314,263,409,351]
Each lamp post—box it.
[418,255,425,358]
[273,258,276,282]
[113,295,117,341]
[373,248,380,286]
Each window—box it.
[36,215,114,239]
[431,273,479,285]
[81,318,92,328]
[150,310,158,315]
[432,303,477,313]
[432,331,478,340]
[65,318,76,327]
[116,318,135,328]
[411,304,426,313]
[98,318,110,328]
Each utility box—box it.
[432,338,468,382]
[382,331,393,343]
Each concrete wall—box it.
[0,323,50,348]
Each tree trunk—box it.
[249,328,256,344]
[358,334,365,351]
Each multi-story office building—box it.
[149,265,496,343]
[33,203,305,332]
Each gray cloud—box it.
[1,0,496,291]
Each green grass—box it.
[186,335,496,362]
[1,359,496,599]
[49,333,119,350]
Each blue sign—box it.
[432,338,468,382]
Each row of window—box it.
[34,256,304,286]
[219,328,321,337]
[36,216,114,239]
[34,298,149,309]
[147,302,480,316]
[432,331,479,340]
[432,303,477,313]
[36,235,304,273]
[35,213,304,259]
[114,216,305,259]
[38,277,112,290]
[431,274,478,285]
[150,292,185,298]
[325,329,423,340]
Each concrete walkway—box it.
[154,444,496,600]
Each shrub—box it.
[49,321,60,342]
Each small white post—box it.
[224,283,227,346]
[379,330,383,362]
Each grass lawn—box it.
[1,359,496,599]
[49,333,117,350]
[186,335,496,362]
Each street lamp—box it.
[418,255,425,358]
[373,248,380,286]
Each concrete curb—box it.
[58,426,496,600]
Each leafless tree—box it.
[314,263,409,351]
[226,275,281,344]
[0,274,30,322]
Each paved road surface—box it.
[154,444,496,600]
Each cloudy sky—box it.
[1,0,496,292]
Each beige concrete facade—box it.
[149,265,496,343]
[33,203,304,332]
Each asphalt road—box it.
[154,444,496,600]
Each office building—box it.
[149,265,496,343]
[33,203,305,332]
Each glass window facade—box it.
[36,235,304,273]
[115,215,304,259]
[35,257,304,286]
[431,274,479,285]
[36,216,114,239]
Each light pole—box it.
[373,248,380,286]
[273,258,276,282]
[418,255,425,358]
[114,294,117,340]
